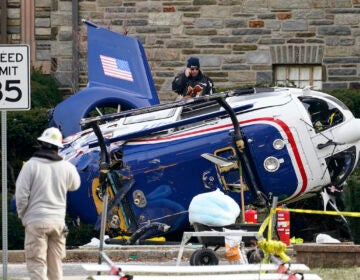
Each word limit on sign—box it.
[0,45,30,110]
[0,53,24,75]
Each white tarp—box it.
[188,189,240,226]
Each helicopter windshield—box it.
[299,96,344,132]
[326,147,357,186]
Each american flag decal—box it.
[100,55,134,82]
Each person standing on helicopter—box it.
[172,57,215,98]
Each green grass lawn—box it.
[311,267,360,280]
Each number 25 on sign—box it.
[0,45,30,111]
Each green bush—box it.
[30,67,63,108]
[7,212,25,250]
[343,169,360,244]
[7,109,49,185]
[66,220,99,248]
[324,88,360,118]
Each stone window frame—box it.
[270,45,325,90]
[274,64,323,90]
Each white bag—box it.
[188,189,240,226]
[316,233,340,244]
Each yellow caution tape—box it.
[257,238,291,263]
[256,206,360,264]
[275,208,360,218]
[290,236,304,244]
[113,235,166,242]
[258,214,271,237]
[257,209,291,263]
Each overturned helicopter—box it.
[50,21,360,241]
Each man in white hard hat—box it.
[15,127,81,280]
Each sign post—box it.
[0,44,30,280]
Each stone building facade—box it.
[1,0,360,101]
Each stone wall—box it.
[2,0,21,43]
[294,243,360,267]
[2,0,360,101]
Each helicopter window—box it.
[326,147,356,186]
[323,95,351,111]
[124,108,178,124]
[181,100,221,119]
[173,101,222,131]
[299,97,344,132]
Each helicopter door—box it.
[212,147,245,193]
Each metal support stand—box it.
[90,122,111,268]
[2,111,8,279]
[98,188,109,265]
[176,230,259,266]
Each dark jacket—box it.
[172,71,215,97]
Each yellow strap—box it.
[328,112,336,125]
[276,207,360,218]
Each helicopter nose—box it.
[332,118,360,144]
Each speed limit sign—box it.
[0,45,30,110]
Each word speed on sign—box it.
[0,45,30,110]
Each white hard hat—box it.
[37,127,64,148]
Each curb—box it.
[1,245,201,263]
[2,245,295,263]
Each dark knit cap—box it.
[187,57,200,68]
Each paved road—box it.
[1,261,182,279]
[1,262,89,279]
[0,243,203,279]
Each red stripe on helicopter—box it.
[243,117,307,198]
